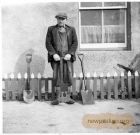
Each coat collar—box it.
[52,24,71,41]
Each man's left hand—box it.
[64,54,71,61]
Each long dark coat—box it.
[45,24,78,86]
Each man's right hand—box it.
[53,54,60,61]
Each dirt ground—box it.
[3,99,140,133]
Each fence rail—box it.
[2,71,140,101]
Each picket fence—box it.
[2,71,140,101]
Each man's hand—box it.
[53,54,60,61]
[64,54,71,61]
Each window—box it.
[79,2,131,50]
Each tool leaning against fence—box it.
[77,53,94,105]
[23,53,35,104]
[117,64,135,73]
[57,56,72,103]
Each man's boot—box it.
[65,86,75,104]
[65,98,75,104]
[51,87,60,105]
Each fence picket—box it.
[31,73,34,79]
[24,73,28,79]
[37,78,41,100]
[86,73,91,91]
[45,78,49,100]
[128,71,132,99]
[100,73,104,99]
[72,73,77,96]
[121,72,125,99]
[10,79,17,100]
[135,71,139,98]
[9,73,16,100]
[37,73,42,100]
[4,74,8,79]
[72,78,77,97]
[17,78,24,101]
[93,72,97,99]
[107,73,111,99]
[5,79,9,101]
[17,73,21,79]
[11,81,17,101]
[51,79,55,100]
[12,92,16,100]
[10,73,14,79]
[17,73,22,100]
[114,72,118,99]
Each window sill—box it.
[81,43,126,48]
[79,43,131,51]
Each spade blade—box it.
[81,89,94,105]
[23,90,34,104]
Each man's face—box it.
[57,17,67,27]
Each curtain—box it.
[81,26,102,43]
[81,25,125,43]
[104,25,125,43]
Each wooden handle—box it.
[77,54,86,90]
[26,61,31,91]
[77,53,84,62]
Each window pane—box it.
[104,2,125,7]
[81,10,101,25]
[81,26,102,43]
[81,10,102,43]
[103,9,125,43]
[104,9,125,25]
[81,2,102,7]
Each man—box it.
[45,12,78,105]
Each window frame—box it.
[79,2,131,51]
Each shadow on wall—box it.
[14,48,46,93]
[14,48,45,76]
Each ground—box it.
[3,99,140,133]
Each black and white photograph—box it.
[1,0,140,133]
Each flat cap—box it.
[55,12,67,19]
